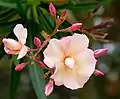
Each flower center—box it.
[64,57,75,69]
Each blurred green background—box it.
[1,0,120,99]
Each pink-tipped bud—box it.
[44,80,54,96]
[94,69,104,76]
[67,23,82,31]
[37,61,45,68]
[49,2,56,17]
[61,10,67,17]
[34,56,40,61]
[94,48,108,58]
[15,63,27,71]
[34,37,41,48]
[59,10,67,23]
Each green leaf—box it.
[38,7,54,33]
[9,55,21,99]
[32,5,39,23]
[0,1,16,8]
[28,63,47,99]
[15,0,26,20]
[0,26,12,36]
[27,0,41,6]
[28,23,47,99]
[0,19,21,26]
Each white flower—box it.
[2,24,28,59]
[43,33,97,90]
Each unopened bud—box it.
[44,80,54,96]
[94,69,104,76]
[15,63,27,71]
[61,10,67,17]
[34,37,41,48]
[58,23,82,32]
[94,48,108,58]
[34,56,40,61]
[67,23,82,31]
[37,61,45,68]
[49,2,56,17]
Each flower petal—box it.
[60,33,89,56]
[51,62,65,86]
[17,45,28,59]
[2,38,22,50]
[75,49,97,77]
[65,49,96,88]
[4,47,19,55]
[13,24,27,44]
[63,69,81,90]
[43,39,64,68]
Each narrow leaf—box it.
[0,1,16,8]
[28,23,47,99]
[28,63,47,99]
[9,55,21,99]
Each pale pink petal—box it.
[2,38,22,50]
[70,49,96,88]
[17,45,28,59]
[4,47,19,55]
[43,39,64,68]
[74,73,91,88]
[68,48,96,89]
[60,33,89,56]
[59,36,72,56]
[13,24,27,44]
[51,62,65,86]
[75,49,97,77]
[52,62,92,89]
[62,69,81,90]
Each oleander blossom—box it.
[43,33,97,90]
[2,24,28,59]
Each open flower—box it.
[43,33,97,90]
[2,24,28,59]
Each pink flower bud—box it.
[49,2,56,17]
[37,61,45,68]
[15,63,27,71]
[44,80,54,96]
[94,69,104,76]
[94,48,108,58]
[34,56,40,61]
[61,10,67,17]
[34,37,41,48]
[67,23,82,31]
[59,10,67,23]
[59,17,65,23]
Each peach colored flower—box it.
[2,24,28,59]
[43,33,97,90]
